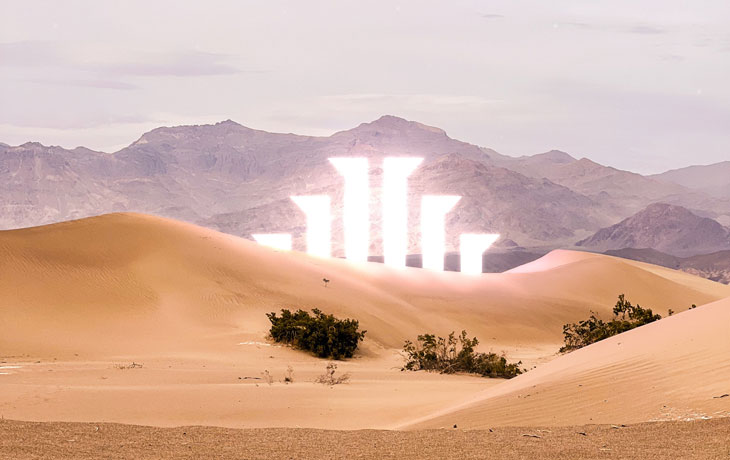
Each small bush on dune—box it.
[315,362,350,385]
[283,365,294,384]
[267,308,366,359]
[560,294,662,353]
[114,362,143,370]
[401,330,523,379]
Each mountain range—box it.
[577,203,730,257]
[3,115,730,271]
[652,161,730,198]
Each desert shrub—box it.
[267,308,366,359]
[401,330,523,379]
[283,365,294,384]
[560,294,662,353]
[315,362,350,385]
[114,362,143,370]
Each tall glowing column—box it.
[421,195,461,271]
[329,158,369,262]
[291,195,331,258]
[460,233,500,275]
[252,233,292,251]
[382,157,423,268]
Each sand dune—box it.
[1,213,729,429]
[405,295,730,429]
[2,213,726,357]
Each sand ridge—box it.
[404,295,730,429]
[2,213,726,357]
[1,213,729,430]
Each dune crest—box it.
[405,296,730,429]
[1,213,729,429]
[2,213,727,358]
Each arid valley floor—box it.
[1,213,730,458]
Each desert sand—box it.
[2,418,730,460]
[404,294,730,429]
[1,213,729,457]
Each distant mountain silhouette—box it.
[578,203,730,257]
[652,161,730,199]
[3,116,730,258]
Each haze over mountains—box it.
[652,162,730,199]
[3,115,730,266]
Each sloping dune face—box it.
[1,213,729,359]
[405,296,730,429]
[1,213,730,430]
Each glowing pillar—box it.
[382,157,423,268]
[460,234,500,275]
[252,233,292,251]
[329,158,369,262]
[421,195,461,271]
[291,195,331,258]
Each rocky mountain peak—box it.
[534,150,576,164]
[343,115,447,137]
[577,203,730,257]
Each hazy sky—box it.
[1,1,729,173]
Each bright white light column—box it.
[421,195,461,271]
[291,195,331,258]
[460,234,500,275]
[329,158,369,262]
[382,157,423,268]
[252,233,292,251]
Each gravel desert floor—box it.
[2,418,730,460]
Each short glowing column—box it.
[460,233,500,275]
[329,158,369,262]
[382,157,423,268]
[421,195,461,271]
[252,233,292,251]
[291,195,331,258]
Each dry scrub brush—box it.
[315,362,350,385]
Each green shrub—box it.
[560,294,662,353]
[267,308,366,359]
[401,330,523,379]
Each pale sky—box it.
[1,0,729,173]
